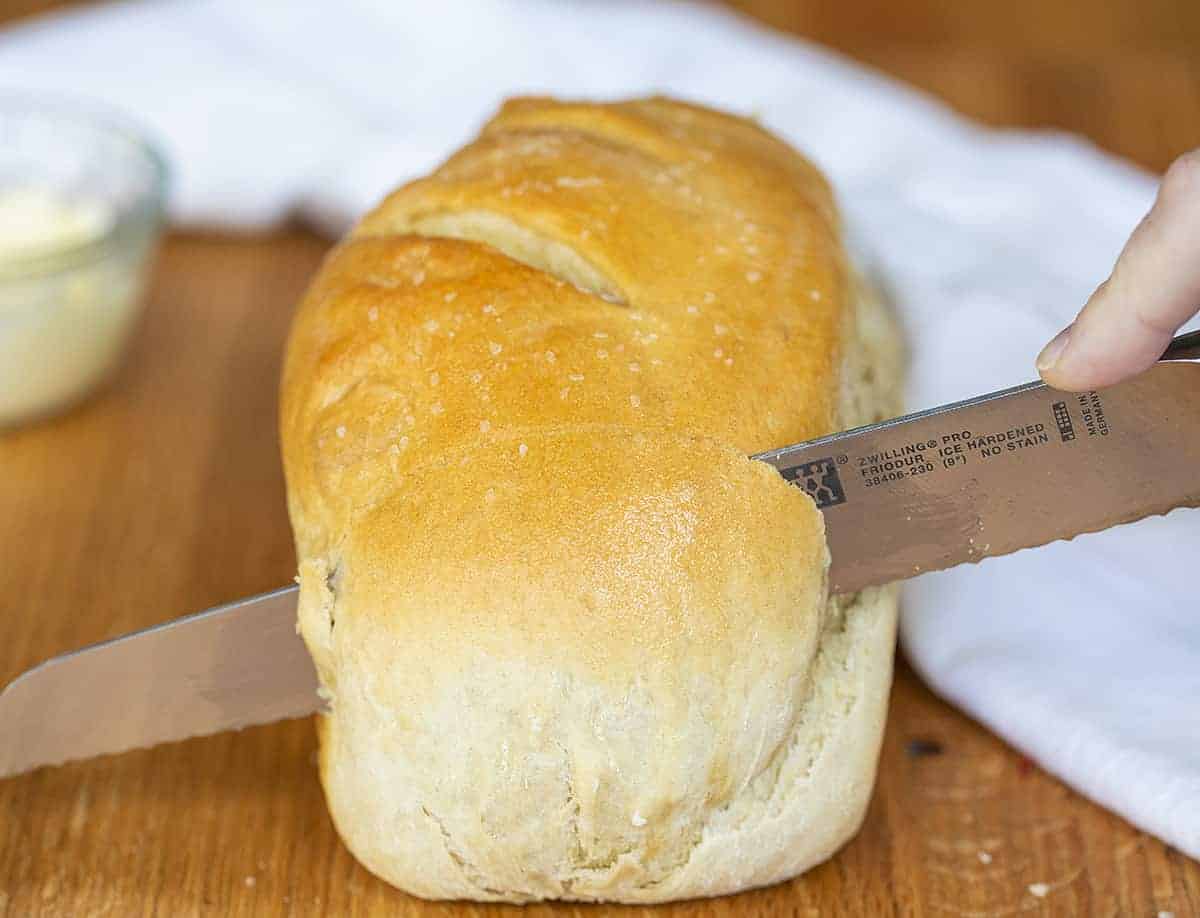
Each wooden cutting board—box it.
[2,237,1198,918]
[2,1,1199,916]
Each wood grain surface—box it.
[1,1,1199,915]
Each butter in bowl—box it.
[0,97,167,428]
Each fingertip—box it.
[1035,325,1092,391]
[1040,320,1170,391]
[1036,361,1091,393]
[1037,148,1200,392]
[1035,326,1071,375]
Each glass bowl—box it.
[0,96,168,429]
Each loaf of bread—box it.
[280,96,903,903]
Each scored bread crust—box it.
[280,97,904,903]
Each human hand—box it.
[1036,150,1200,391]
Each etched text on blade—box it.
[759,360,1200,593]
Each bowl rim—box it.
[0,92,169,281]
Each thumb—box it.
[1037,149,1200,392]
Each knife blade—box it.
[0,586,312,779]
[754,329,1200,592]
[4,332,1200,778]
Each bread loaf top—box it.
[282,97,848,557]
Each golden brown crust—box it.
[283,97,848,550]
[281,96,902,903]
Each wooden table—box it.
[1,1,1198,915]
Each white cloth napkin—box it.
[3,0,1196,858]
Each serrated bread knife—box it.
[5,331,1200,779]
